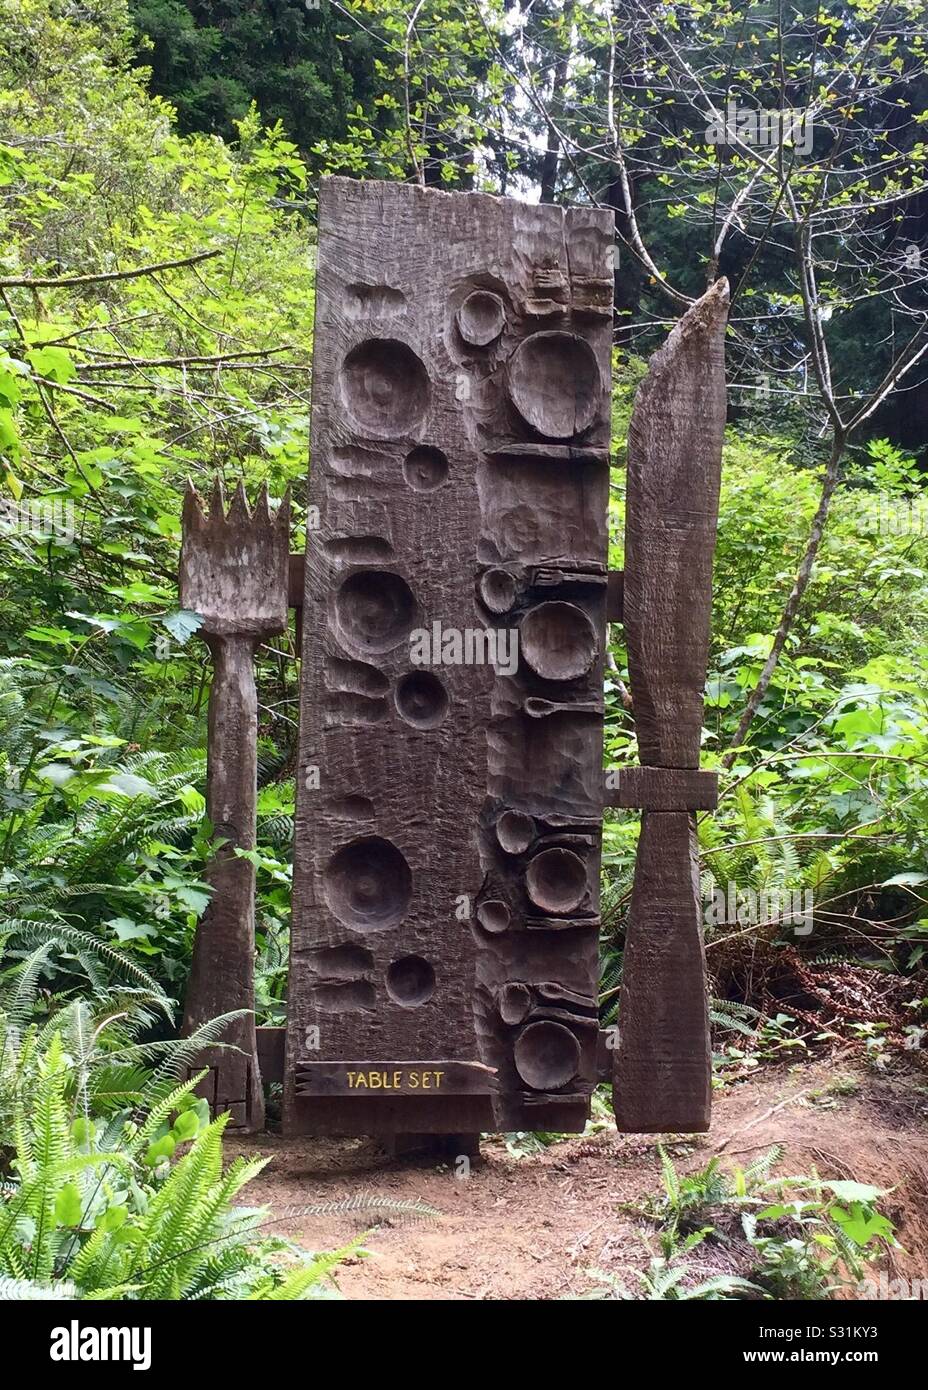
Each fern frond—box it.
[658,1145,681,1206]
[124,1073,203,1158]
[743,1144,784,1185]
[143,1011,250,1095]
[248,1240,363,1300]
[7,921,167,1003]
[266,1193,440,1223]
[3,942,55,1028]
[710,997,762,1037]
[0,1274,76,1300]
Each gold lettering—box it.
[343,1066,448,1092]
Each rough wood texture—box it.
[623,278,729,769]
[284,176,613,1137]
[179,481,290,1133]
[614,811,711,1131]
[288,553,305,657]
[606,569,624,623]
[614,281,729,1135]
[256,1025,286,1084]
[605,766,718,811]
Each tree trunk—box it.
[539,4,573,203]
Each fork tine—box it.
[276,484,292,532]
[180,475,290,637]
[182,480,207,533]
[228,480,251,525]
[209,476,225,521]
[253,482,271,526]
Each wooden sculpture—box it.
[179,480,290,1133]
[608,280,730,1132]
[178,177,730,1143]
[283,178,614,1138]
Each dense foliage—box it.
[0,0,926,1302]
[129,0,378,156]
[1,0,925,1032]
[0,0,310,1013]
[0,941,360,1298]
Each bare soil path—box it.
[233,1061,928,1300]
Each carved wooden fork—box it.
[179,480,290,1132]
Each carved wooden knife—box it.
[612,279,729,1132]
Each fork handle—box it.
[182,633,264,1132]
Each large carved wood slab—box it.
[284,177,613,1136]
[614,281,729,1134]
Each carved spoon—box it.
[524,697,603,718]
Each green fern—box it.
[638,1144,785,1237]
[581,1256,761,1300]
[0,1026,353,1300]
[710,997,763,1037]
[0,1274,77,1299]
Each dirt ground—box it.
[233,1060,928,1300]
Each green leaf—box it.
[175,885,211,914]
[98,772,156,798]
[98,1205,128,1233]
[27,346,77,384]
[155,513,182,538]
[823,1180,887,1203]
[36,763,76,786]
[755,1203,791,1221]
[106,581,169,604]
[2,466,22,497]
[72,1117,94,1146]
[171,1109,201,1141]
[162,609,203,644]
[0,409,21,458]
[24,626,75,647]
[107,916,155,942]
[0,366,22,409]
[65,611,123,634]
[830,1201,894,1246]
[144,1133,177,1166]
[54,1182,83,1227]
